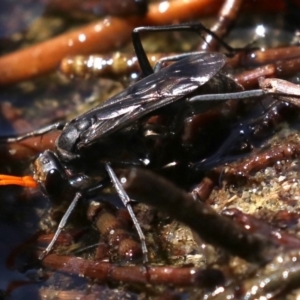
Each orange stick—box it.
[1,0,300,86]
[0,175,38,188]
[0,0,217,86]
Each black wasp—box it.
[0,23,261,263]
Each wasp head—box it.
[32,150,70,198]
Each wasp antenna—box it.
[0,174,38,188]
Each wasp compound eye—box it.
[44,168,69,198]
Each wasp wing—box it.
[77,52,226,147]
